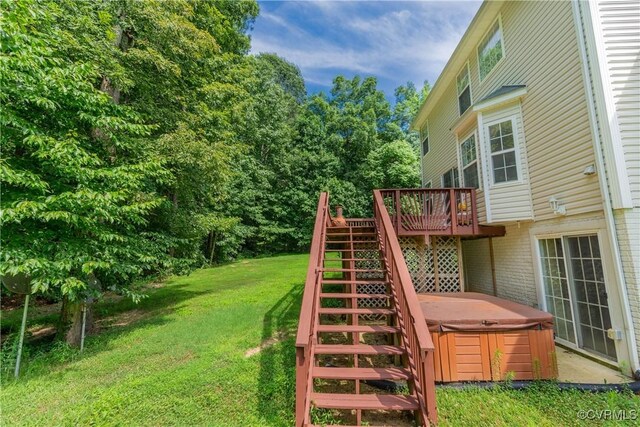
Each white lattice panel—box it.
[399,237,436,293]
[435,236,461,292]
[399,236,461,293]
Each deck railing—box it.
[380,188,479,236]
[295,192,329,427]
[373,190,438,425]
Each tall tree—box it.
[0,0,172,344]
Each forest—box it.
[1,0,428,343]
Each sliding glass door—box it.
[538,235,616,360]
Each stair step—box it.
[325,241,378,244]
[314,366,411,381]
[314,344,405,355]
[311,393,419,411]
[318,307,395,315]
[322,279,388,285]
[317,324,400,333]
[320,293,390,299]
[323,249,379,252]
[326,232,377,237]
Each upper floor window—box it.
[460,134,479,188]
[488,119,518,184]
[478,18,504,81]
[457,64,471,115]
[441,167,459,188]
[420,122,429,156]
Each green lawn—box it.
[1,254,638,426]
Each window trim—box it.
[440,167,460,188]
[456,62,473,116]
[420,121,429,157]
[476,15,505,83]
[458,129,481,190]
[484,116,523,187]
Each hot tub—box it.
[418,292,557,382]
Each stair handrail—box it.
[295,192,329,427]
[373,189,438,425]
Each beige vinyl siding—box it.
[597,0,640,206]
[483,1,603,220]
[421,79,458,188]
[480,103,533,222]
[421,0,602,224]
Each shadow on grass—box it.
[4,273,265,382]
[257,283,304,426]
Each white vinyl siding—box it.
[596,0,640,206]
[480,104,533,222]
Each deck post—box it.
[489,237,498,296]
[424,352,438,424]
[471,190,479,235]
[450,189,458,235]
[395,190,401,233]
[431,236,439,292]
[295,346,306,427]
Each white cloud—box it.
[250,1,482,93]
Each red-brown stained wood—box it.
[429,329,556,382]
[311,393,420,411]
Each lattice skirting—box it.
[399,236,461,293]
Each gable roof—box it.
[411,0,504,130]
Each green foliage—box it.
[0,0,173,298]
[1,0,425,306]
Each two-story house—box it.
[412,0,639,375]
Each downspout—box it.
[572,0,640,377]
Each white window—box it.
[478,18,504,81]
[457,64,472,115]
[460,133,479,188]
[487,119,518,184]
[420,122,429,156]
[441,167,459,188]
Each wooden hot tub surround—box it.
[419,292,558,382]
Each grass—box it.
[1,254,639,426]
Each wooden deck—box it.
[379,189,505,238]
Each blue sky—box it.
[249,0,482,101]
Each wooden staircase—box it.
[297,193,437,427]
[303,219,421,426]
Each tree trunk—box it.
[58,296,94,347]
[208,231,217,264]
